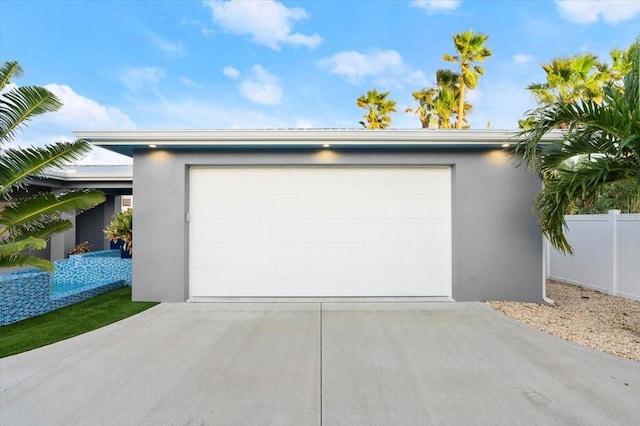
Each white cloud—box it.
[44,84,135,130]
[75,147,133,165]
[178,77,204,88]
[180,17,201,27]
[399,70,428,87]
[513,53,535,64]
[127,96,293,129]
[466,88,483,105]
[119,67,166,91]
[294,118,314,128]
[0,82,17,96]
[555,0,640,24]
[223,65,240,79]
[150,34,185,57]
[203,0,322,50]
[467,81,536,130]
[5,85,135,164]
[177,18,215,46]
[201,28,215,37]
[237,65,283,105]
[317,49,428,88]
[12,129,133,165]
[410,0,460,14]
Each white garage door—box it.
[189,167,451,297]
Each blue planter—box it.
[109,240,132,258]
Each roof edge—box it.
[74,128,564,144]
[73,129,565,157]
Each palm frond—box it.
[0,85,62,143]
[0,236,47,256]
[0,61,23,90]
[357,89,396,129]
[0,253,54,272]
[0,189,105,230]
[534,159,632,253]
[9,218,73,241]
[514,38,639,253]
[0,140,93,198]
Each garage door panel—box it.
[189,167,451,297]
[191,268,448,297]
[195,241,448,268]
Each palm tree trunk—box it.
[457,76,466,129]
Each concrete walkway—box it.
[1,302,638,425]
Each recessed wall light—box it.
[149,144,157,148]
[501,143,510,148]
[322,144,331,148]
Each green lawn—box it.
[0,286,158,358]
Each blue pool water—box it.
[0,250,132,325]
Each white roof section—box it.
[44,165,132,181]
[74,129,564,157]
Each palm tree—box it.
[527,44,637,111]
[607,44,636,87]
[526,54,605,106]
[434,69,472,129]
[514,39,639,254]
[406,87,438,128]
[356,89,397,129]
[0,61,105,271]
[443,30,492,129]
[406,69,471,129]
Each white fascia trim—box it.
[74,128,565,147]
[41,169,132,182]
[59,175,133,181]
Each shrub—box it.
[69,241,92,255]
[104,209,132,254]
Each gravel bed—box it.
[486,280,640,362]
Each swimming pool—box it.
[0,250,132,325]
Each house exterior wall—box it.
[132,148,543,303]
[50,212,76,261]
[76,196,116,252]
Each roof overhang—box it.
[24,166,133,191]
[43,167,132,182]
[73,129,564,158]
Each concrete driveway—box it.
[1,302,639,425]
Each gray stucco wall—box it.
[132,148,543,303]
[76,196,116,252]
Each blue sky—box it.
[1,0,639,164]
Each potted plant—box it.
[69,241,92,255]
[104,209,133,258]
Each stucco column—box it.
[49,189,77,261]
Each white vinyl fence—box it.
[547,210,640,301]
